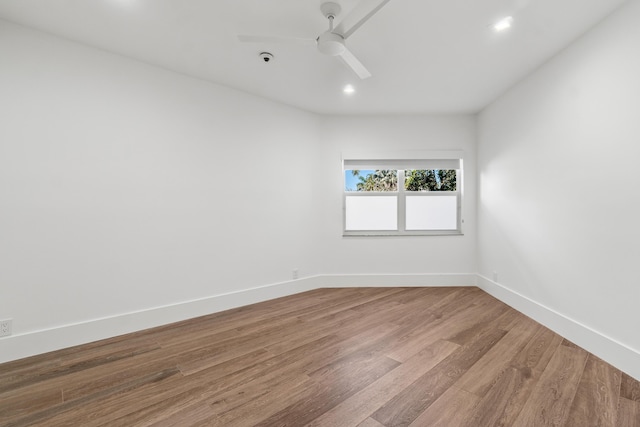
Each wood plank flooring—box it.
[1,287,638,426]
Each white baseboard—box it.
[477,274,640,381]
[0,273,474,364]
[0,276,323,364]
[317,273,477,288]
[4,272,638,382]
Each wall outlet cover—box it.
[0,319,12,337]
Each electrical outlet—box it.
[492,271,499,283]
[292,269,299,280]
[0,319,12,337]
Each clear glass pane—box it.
[345,196,398,230]
[406,196,458,230]
[405,169,457,191]
[345,170,397,192]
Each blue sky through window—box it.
[345,169,453,191]
[344,169,374,191]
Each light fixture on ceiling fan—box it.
[238,0,392,80]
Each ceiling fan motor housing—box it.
[317,32,346,56]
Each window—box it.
[343,153,463,236]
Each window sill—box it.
[342,230,464,237]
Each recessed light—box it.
[343,84,355,95]
[493,16,513,32]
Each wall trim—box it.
[316,273,477,288]
[477,274,640,381]
[0,273,473,364]
[3,272,638,382]
[0,276,323,364]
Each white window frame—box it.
[343,151,464,237]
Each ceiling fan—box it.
[238,0,392,79]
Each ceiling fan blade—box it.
[338,48,372,79]
[237,34,315,46]
[334,0,392,39]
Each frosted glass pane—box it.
[406,196,457,230]
[345,196,397,230]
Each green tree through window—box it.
[405,169,457,191]
[350,170,398,191]
[349,169,456,192]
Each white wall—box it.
[0,20,476,362]
[316,115,477,275]
[2,1,638,379]
[0,19,320,338]
[1,0,638,379]
[478,0,640,371]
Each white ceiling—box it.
[0,0,628,114]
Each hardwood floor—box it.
[1,287,638,426]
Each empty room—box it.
[1,0,639,426]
